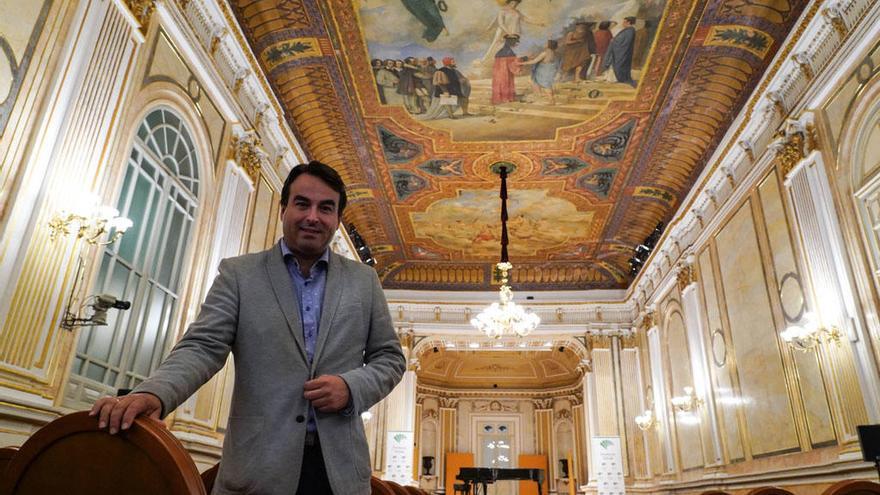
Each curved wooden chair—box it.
[0,447,18,474]
[402,485,425,495]
[747,487,796,495]
[701,491,733,495]
[201,462,220,493]
[371,476,397,495]
[0,411,206,495]
[384,479,411,495]
[821,480,880,495]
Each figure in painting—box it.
[398,57,427,114]
[376,59,403,106]
[492,34,522,105]
[479,0,544,66]
[560,21,596,82]
[601,16,637,87]
[417,57,437,108]
[400,0,447,42]
[371,59,387,104]
[592,21,615,77]
[632,20,651,69]
[519,39,560,104]
[420,57,471,120]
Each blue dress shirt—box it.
[280,240,329,432]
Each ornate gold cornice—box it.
[229,132,265,182]
[776,123,819,177]
[123,0,156,35]
[677,264,697,292]
[642,311,655,331]
[776,130,806,177]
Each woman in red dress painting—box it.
[492,34,521,105]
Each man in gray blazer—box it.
[90,161,406,494]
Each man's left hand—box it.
[303,375,350,412]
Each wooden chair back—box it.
[821,480,880,495]
[0,447,18,476]
[747,488,796,495]
[371,476,396,495]
[201,462,220,493]
[384,479,411,495]
[0,411,206,495]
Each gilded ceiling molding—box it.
[822,4,849,37]
[793,52,815,80]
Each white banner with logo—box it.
[591,436,625,495]
[384,430,414,485]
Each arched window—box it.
[66,107,200,405]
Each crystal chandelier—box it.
[470,166,540,339]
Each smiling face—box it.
[280,173,341,262]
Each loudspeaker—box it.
[857,424,880,462]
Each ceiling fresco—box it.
[230,0,807,291]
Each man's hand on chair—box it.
[89,392,162,434]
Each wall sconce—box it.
[780,312,841,352]
[48,200,133,245]
[49,197,133,330]
[671,386,704,413]
[635,408,658,431]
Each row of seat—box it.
[0,411,435,494]
[700,486,880,495]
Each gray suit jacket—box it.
[133,245,406,494]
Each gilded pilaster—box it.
[783,134,877,436]
[533,398,554,484]
[438,397,458,492]
[0,0,142,405]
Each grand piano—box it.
[456,467,545,495]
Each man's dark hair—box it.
[624,16,637,24]
[279,160,347,217]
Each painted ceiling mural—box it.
[230,0,808,290]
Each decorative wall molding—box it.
[628,0,876,307]
[164,0,307,180]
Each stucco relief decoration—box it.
[230,131,267,182]
[774,121,817,178]
[533,398,553,410]
[474,400,519,412]
[440,397,459,408]
[555,408,572,420]
[124,0,156,34]
[423,408,439,420]
[676,263,696,292]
